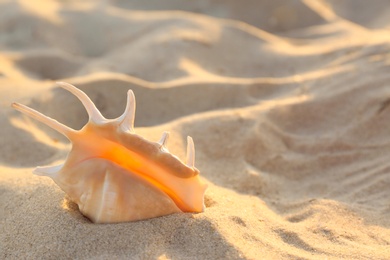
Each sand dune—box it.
[1,0,390,259]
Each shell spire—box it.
[11,82,207,223]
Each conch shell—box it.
[12,82,207,223]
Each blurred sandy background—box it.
[1,0,390,259]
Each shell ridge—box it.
[96,169,115,221]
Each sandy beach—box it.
[1,0,390,259]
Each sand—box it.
[1,0,390,259]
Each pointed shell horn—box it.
[11,102,74,139]
[119,90,136,132]
[57,82,106,124]
[186,136,195,168]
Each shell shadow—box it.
[1,181,244,259]
[0,110,62,167]
[177,79,390,233]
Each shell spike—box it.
[11,102,75,139]
[33,164,63,178]
[158,131,170,151]
[56,82,106,124]
[186,136,195,168]
[119,90,136,132]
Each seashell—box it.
[11,82,207,223]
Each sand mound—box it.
[1,0,390,259]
